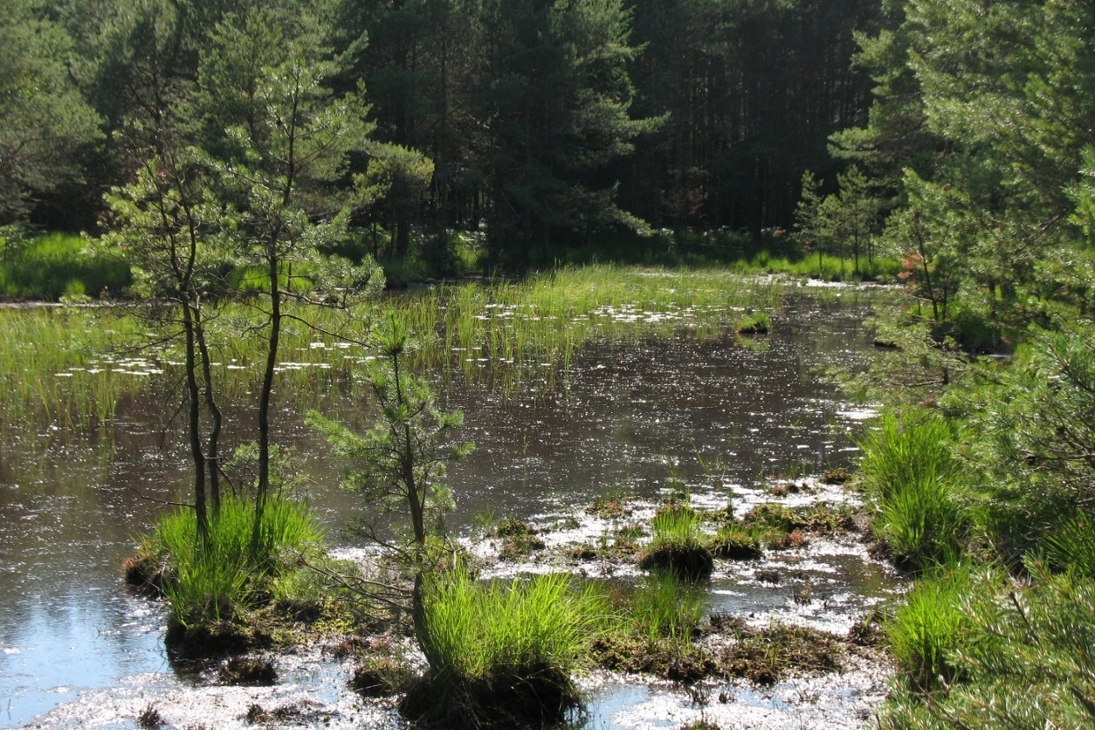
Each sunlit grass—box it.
[1,264,788,431]
[407,566,610,727]
[632,570,707,643]
[858,412,966,570]
[152,496,324,627]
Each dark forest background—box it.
[2,0,883,271]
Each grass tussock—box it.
[735,310,770,334]
[145,496,324,652]
[633,571,708,643]
[404,567,609,729]
[884,567,974,693]
[858,413,965,571]
[639,504,714,579]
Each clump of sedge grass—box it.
[709,524,763,560]
[404,567,609,729]
[735,310,770,334]
[149,496,323,649]
[639,504,714,579]
[859,413,965,571]
[885,566,972,693]
[633,570,707,643]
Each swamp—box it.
[0,272,901,729]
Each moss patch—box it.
[716,623,844,686]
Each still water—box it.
[0,288,889,728]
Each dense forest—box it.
[2,0,881,271]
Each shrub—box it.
[404,568,609,729]
[878,562,1095,729]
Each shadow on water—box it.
[0,288,891,728]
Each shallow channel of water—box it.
[0,287,894,729]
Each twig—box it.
[127,486,194,509]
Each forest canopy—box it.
[3,0,881,270]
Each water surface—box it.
[0,288,890,728]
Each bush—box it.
[404,568,609,729]
[879,562,1095,729]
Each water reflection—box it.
[0,288,885,728]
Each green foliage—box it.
[735,311,769,335]
[880,562,1095,730]
[632,571,706,644]
[309,314,473,560]
[859,413,965,570]
[967,329,1095,562]
[0,1,102,223]
[153,496,323,627]
[639,504,714,579]
[794,166,883,277]
[406,566,609,728]
[0,231,131,300]
[885,567,975,693]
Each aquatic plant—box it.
[735,310,770,334]
[709,524,763,560]
[489,519,547,561]
[632,570,707,643]
[403,567,609,729]
[150,496,323,637]
[639,503,714,579]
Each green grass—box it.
[0,263,786,431]
[152,496,324,628]
[632,571,707,643]
[875,561,1095,729]
[406,567,610,728]
[639,504,714,579]
[732,251,902,282]
[885,567,972,693]
[859,413,965,570]
[736,310,770,334]
[0,231,131,300]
